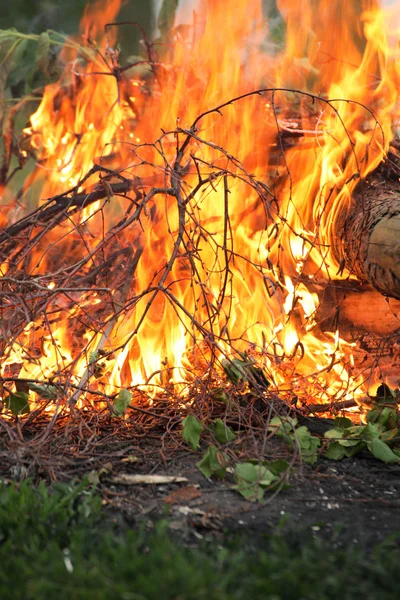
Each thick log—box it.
[318,281,400,337]
[336,169,400,300]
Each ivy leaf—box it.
[368,439,399,464]
[210,387,229,404]
[380,429,399,443]
[361,422,382,441]
[367,407,398,429]
[234,462,278,502]
[4,391,30,415]
[325,428,344,440]
[182,415,204,450]
[269,415,298,431]
[338,439,363,448]
[325,442,347,460]
[213,418,236,444]
[333,417,353,429]
[197,445,228,479]
[113,389,132,417]
[235,462,277,486]
[293,426,320,465]
[268,459,290,476]
[344,443,365,457]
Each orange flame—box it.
[2,0,400,409]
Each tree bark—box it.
[336,169,400,300]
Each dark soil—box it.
[2,419,399,548]
[105,446,400,548]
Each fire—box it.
[1,0,400,411]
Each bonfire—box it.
[1,0,400,474]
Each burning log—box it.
[3,0,400,420]
[336,164,400,300]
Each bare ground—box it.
[1,416,399,548]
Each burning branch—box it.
[1,0,400,430]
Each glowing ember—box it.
[1,0,400,411]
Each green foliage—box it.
[112,389,132,417]
[213,418,236,444]
[1,479,400,599]
[234,459,289,503]
[0,29,58,97]
[221,357,248,384]
[196,444,228,479]
[0,0,87,37]
[268,415,320,465]
[368,438,399,464]
[324,410,400,464]
[182,414,204,450]
[28,382,59,399]
[181,413,290,501]
[35,31,51,76]
[0,478,100,549]
[4,391,30,415]
[221,354,270,389]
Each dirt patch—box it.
[2,417,399,547]
[102,449,400,547]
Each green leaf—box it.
[196,445,228,479]
[339,439,363,447]
[343,443,365,457]
[346,425,367,436]
[235,479,266,503]
[294,426,312,448]
[213,418,236,444]
[210,387,229,404]
[268,460,290,476]
[334,417,353,429]
[182,415,204,450]
[268,415,298,434]
[5,391,30,415]
[221,358,247,384]
[361,423,382,441]
[28,382,58,400]
[325,442,347,460]
[234,462,278,502]
[89,351,99,364]
[367,407,398,429]
[291,426,320,464]
[380,428,399,442]
[113,389,132,417]
[247,365,270,389]
[303,438,320,465]
[35,32,50,76]
[324,428,344,440]
[235,462,277,486]
[367,438,400,464]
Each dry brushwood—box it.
[0,87,399,419]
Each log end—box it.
[366,215,400,299]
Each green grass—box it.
[0,479,399,600]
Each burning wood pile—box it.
[1,0,400,428]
